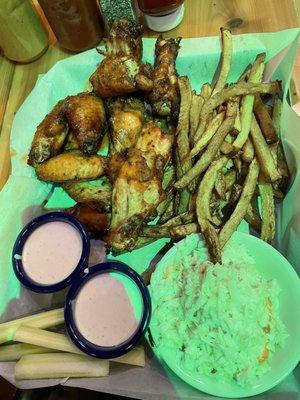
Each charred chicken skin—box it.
[106,120,173,253]
[90,19,153,98]
[28,92,106,166]
[149,36,181,117]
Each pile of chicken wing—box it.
[28,19,181,253]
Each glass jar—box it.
[38,0,104,53]
[137,0,185,32]
[0,0,48,63]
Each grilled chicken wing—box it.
[150,36,181,117]
[106,120,173,252]
[36,151,106,182]
[62,178,112,209]
[106,97,146,154]
[90,19,153,98]
[28,93,106,166]
[67,203,109,235]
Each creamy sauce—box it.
[22,221,83,285]
[74,273,139,347]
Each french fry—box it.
[200,83,212,100]
[245,202,262,233]
[242,137,254,163]
[254,95,278,144]
[250,114,281,182]
[158,199,174,223]
[175,102,237,190]
[220,141,237,156]
[219,158,259,248]
[190,92,204,139]
[212,27,232,95]
[233,53,266,149]
[169,222,199,238]
[15,353,109,380]
[202,222,222,264]
[142,212,195,238]
[177,76,192,173]
[214,171,227,199]
[233,104,241,135]
[174,148,190,213]
[272,95,282,136]
[189,111,225,158]
[194,80,280,143]
[258,177,275,243]
[196,156,228,262]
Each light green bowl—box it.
[148,232,300,398]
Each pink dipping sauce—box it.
[22,221,83,285]
[74,273,139,347]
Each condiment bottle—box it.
[0,0,48,63]
[137,0,185,32]
[38,0,104,53]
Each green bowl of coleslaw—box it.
[148,232,300,398]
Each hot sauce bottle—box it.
[137,0,185,32]
[38,0,104,53]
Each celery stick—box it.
[112,346,145,367]
[13,326,82,355]
[13,326,146,367]
[0,343,56,361]
[0,308,64,344]
[15,353,109,380]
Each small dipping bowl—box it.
[65,261,151,358]
[12,212,90,293]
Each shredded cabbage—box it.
[150,240,287,386]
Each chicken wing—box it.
[67,203,109,235]
[65,92,106,155]
[36,151,106,182]
[149,36,181,117]
[62,178,112,209]
[90,19,153,98]
[106,97,146,154]
[106,120,173,252]
[28,93,106,166]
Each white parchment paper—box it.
[0,30,299,399]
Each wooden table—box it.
[0,0,299,191]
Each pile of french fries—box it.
[0,309,145,380]
[142,28,289,263]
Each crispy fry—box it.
[245,202,262,233]
[250,115,281,182]
[196,156,227,262]
[189,93,204,139]
[214,171,227,199]
[272,95,282,136]
[196,156,228,223]
[142,212,195,238]
[177,76,192,173]
[224,169,237,191]
[189,111,225,158]
[258,177,275,243]
[200,83,212,100]
[242,137,254,163]
[169,222,199,238]
[233,53,265,149]
[233,105,241,135]
[254,95,278,144]
[212,28,232,95]
[220,141,237,156]
[193,80,280,143]
[36,151,106,182]
[219,158,259,248]
[175,102,237,190]
[202,222,222,263]
[162,165,175,190]
[159,199,174,223]
[174,149,190,213]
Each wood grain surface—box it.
[0,0,299,189]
